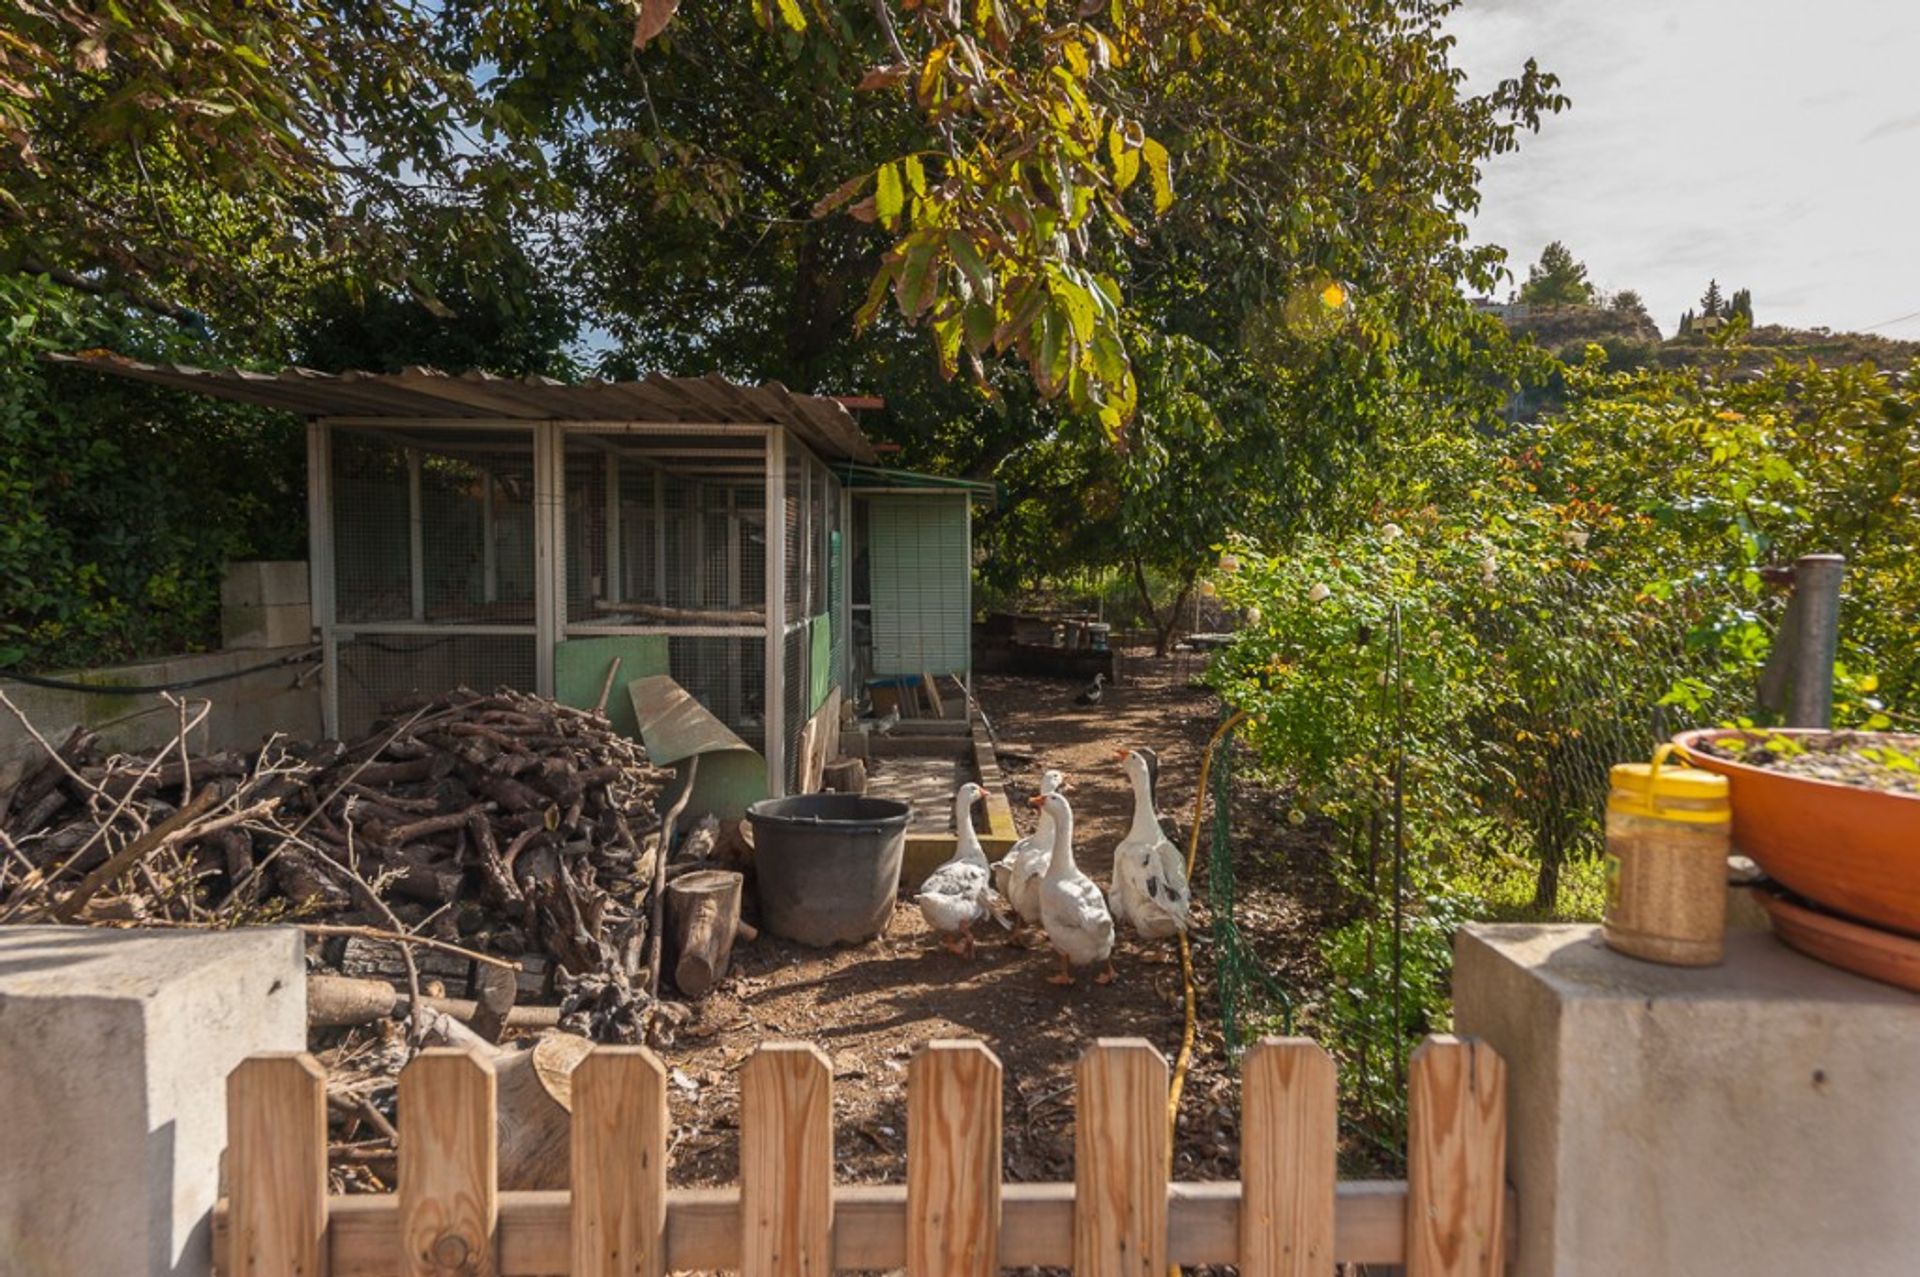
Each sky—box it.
[1446,0,1920,338]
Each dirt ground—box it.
[657,652,1333,1188]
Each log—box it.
[307,975,563,1030]
[667,869,743,999]
[494,1031,595,1190]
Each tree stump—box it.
[667,869,744,999]
[821,757,867,795]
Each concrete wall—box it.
[1455,923,1920,1276]
[0,926,306,1275]
[0,645,323,793]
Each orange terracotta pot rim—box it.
[1672,727,1920,804]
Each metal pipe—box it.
[1788,554,1846,728]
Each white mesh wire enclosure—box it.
[334,634,540,736]
[331,427,538,627]
[316,421,851,788]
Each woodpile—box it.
[0,686,679,1038]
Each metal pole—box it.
[533,423,560,698]
[605,453,621,605]
[480,467,498,604]
[406,448,426,622]
[1788,553,1845,728]
[306,422,339,738]
[764,430,788,797]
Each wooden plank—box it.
[221,1180,1499,1274]
[741,1043,834,1277]
[399,1047,499,1277]
[570,1047,668,1277]
[1240,1038,1337,1277]
[907,1041,1001,1277]
[1075,1038,1169,1277]
[1406,1036,1508,1277]
[227,1053,329,1277]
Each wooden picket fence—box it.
[217,1034,1508,1276]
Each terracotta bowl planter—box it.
[1674,728,1920,938]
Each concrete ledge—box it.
[1455,923,1920,1277]
[0,645,322,790]
[0,926,306,1275]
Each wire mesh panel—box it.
[784,451,805,618]
[670,636,767,752]
[334,634,538,737]
[560,431,768,626]
[330,427,535,626]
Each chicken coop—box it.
[58,356,993,796]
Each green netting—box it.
[1206,714,1294,1048]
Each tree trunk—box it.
[668,869,745,998]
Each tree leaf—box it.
[632,0,680,49]
[1141,136,1173,213]
[904,154,927,197]
[811,172,867,219]
[857,63,912,91]
[874,163,905,230]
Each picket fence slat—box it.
[228,1053,330,1277]
[1407,1035,1509,1277]
[742,1042,833,1277]
[906,1040,1000,1277]
[1241,1037,1337,1277]
[215,1033,1512,1276]
[1075,1038,1170,1277]
[569,1046,667,1277]
[398,1047,498,1277]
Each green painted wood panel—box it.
[867,495,970,677]
[554,635,671,739]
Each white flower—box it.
[1307,582,1331,603]
[1480,554,1498,584]
[1563,528,1590,551]
[1381,522,1404,542]
[1245,605,1262,625]
[1376,670,1390,687]
[1219,552,1241,574]
[1199,579,1218,598]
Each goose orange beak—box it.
[1112,749,1130,761]
[1028,795,1047,809]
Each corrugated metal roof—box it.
[46,351,878,463]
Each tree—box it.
[1609,289,1649,318]
[1700,279,1726,318]
[1730,288,1754,324]
[1679,308,1696,335]
[1519,242,1595,306]
[0,0,557,336]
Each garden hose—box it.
[1167,710,1250,1172]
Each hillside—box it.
[1481,302,1920,374]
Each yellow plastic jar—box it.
[1603,744,1732,966]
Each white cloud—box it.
[1449,0,1920,336]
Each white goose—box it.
[1107,747,1191,940]
[915,781,993,958]
[994,768,1065,940]
[1032,791,1116,985]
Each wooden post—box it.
[1075,1039,1168,1277]
[227,1053,329,1277]
[408,447,426,622]
[667,869,744,998]
[1406,1036,1507,1277]
[571,1047,669,1277]
[399,1047,499,1277]
[741,1043,833,1277]
[1240,1038,1336,1277]
[907,1041,1001,1277]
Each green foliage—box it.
[1701,278,1726,317]
[1519,241,1594,306]
[0,277,302,670]
[1,0,558,334]
[1210,351,1920,1130]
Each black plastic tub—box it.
[746,794,911,946]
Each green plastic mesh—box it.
[1206,715,1295,1048]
